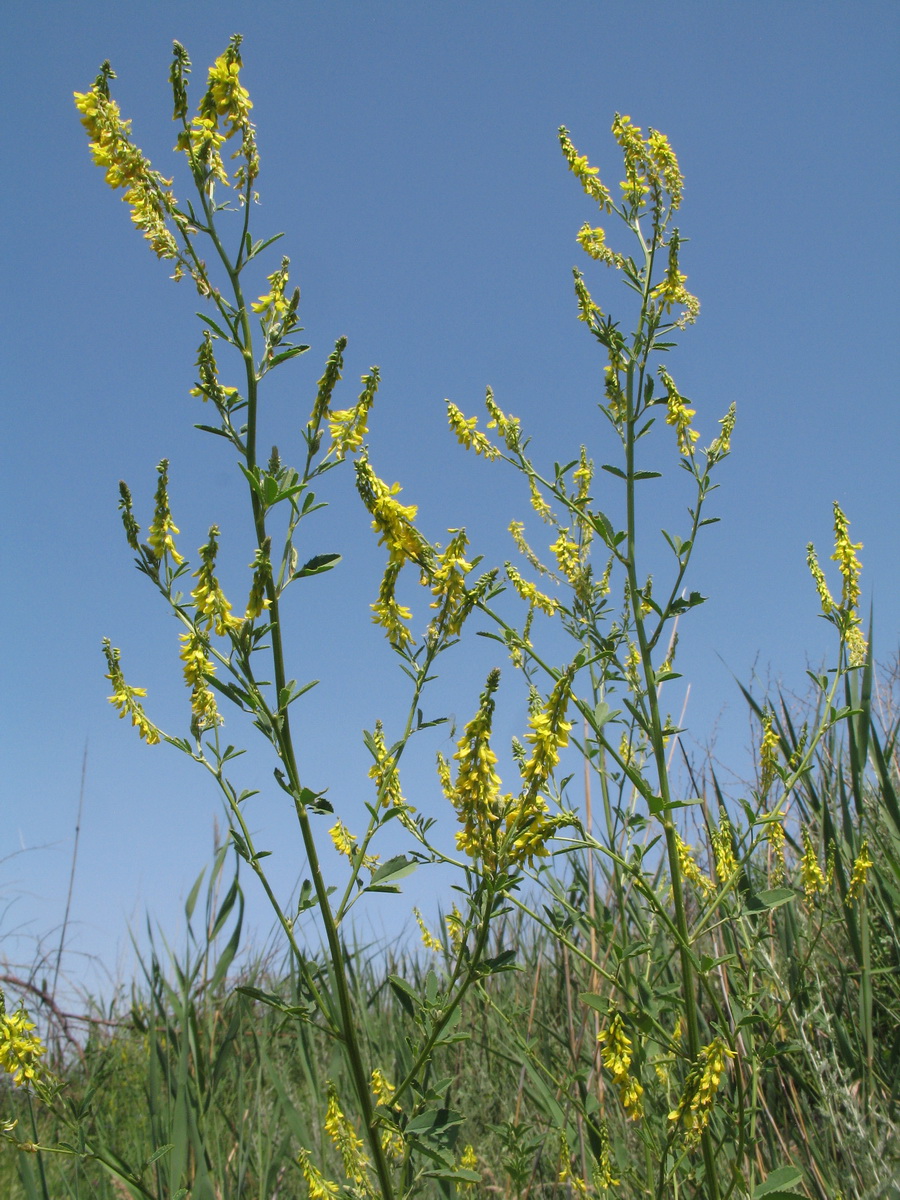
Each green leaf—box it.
[746,888,795,912]
[387,974,418,1017]
[601,463,627,479]
[295,552,342,578]
[268,344,310,367]
[753,1167,805,1197]
[632,470,662,480]
[369,855,417,887]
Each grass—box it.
[3,663,898,1199]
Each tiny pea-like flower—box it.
[147,459,183,563]
[296,1149,340,1199]
[445,903,466,953]
[668,1037,736,1147]
[572,266,603,325]
[711,816,738,883]
[484,386,521,452]
[522,668,574,793]
[196,35,259,187]
[558,127,613,210]
[509,520,549,577]
[597,1011,633,1079]
[592,1120,619,1189]
[328,368,380,461]
[368,720,407,808]
[178,630,221,728]
[457,1143,480,1193]
[762,808,787,883]
[446,402,500,459]
[0,1001,46,1088]
[324,1081,373,1188]
[800,828,829,902]
[244,543,271,620]
[759,706,780,794]
[103,639,161,745]
[191,526,242,636]
[505,562,558,617]
[252,257,292,320]
[577,223,625,268]
[651,230,699,326]
[414,908,442,952]
[189,330,240,408]
[845,838,874,906]
[558,1132,589,1194]
[646,127,684,208]
[659,367,699,455]
[675,831,715,895]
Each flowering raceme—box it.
[0,1001,46,1088]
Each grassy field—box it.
[4,665,898,1199]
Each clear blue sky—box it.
[3,0,898,1003]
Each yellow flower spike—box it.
[572,267,603,325]
[522,669,574,793]
[323,1081,373,1189]
[147,459,183,564]
[528,476,554,523]
[447,402,500,458]
[75,67,180,261]
[327,368,380,461]
[178,630,221,728]
[611,113,649,208]
[244,543,271,620]
[445,670,504,869]
[195,34,259,188]
[354,455,428,568]
[659,367,700,455]
[191,526,242,636]
[0,1003,46,1088]
[427,528,474,634]
[296,1149,340,1199]
[711,817,738,884]
[597,1011,633,1079]
[368,720,407,808]
[668,1037,736,1148]
[484,386,521,451]
[762,808,787,883]
[708,402,737,463]
[846,838,874,906]
[674,831,715,895]
[190,331,239,407]
[759,706,780,795]
[103,640,161,745]
[445,904,466,953]
[576,223,625,268]
[800,828,828,902]
[651,230,699,326]
[252,257,291,319]
[371,560,415,649]
[592,1119,620,1189]
[558,127,613,210]
[646,127,684,208]
[831,502,863,613]
[414,908,442,952]
[505,563,558,617]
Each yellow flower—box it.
[659,367,699,455]
[368,720,407,808]
[668,1037,736,1147]
[103,639,161,745]
[711,817,738,883]
[447,403,500,459]
[244,543,271,620]
[327,368,380,461]
[0,1003,46,1087]
[414,908,442,952]
[178,630,221,728]
[443,670,504,868]
[324,1082,373,1189]
[74,67,180,260]
[846,838,873,906]
[800,828,828,902]
[191,526,241,636]
[558,127,613,210]
[296,1149,340,1199]
[147,459,183,563]
[598,1012,644,1119]
[674,831,715,895]
[505,562,558,617]
[759,706,780,795]
[522,669,574,792]
[427,528,475,635]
